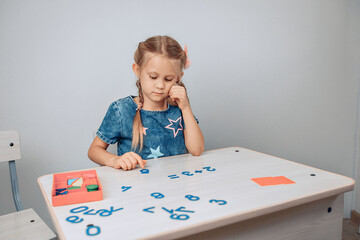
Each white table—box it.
[38,147,354,240]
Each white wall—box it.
[351,0,360,217]
[1,0,359,232]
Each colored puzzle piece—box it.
[72,177,83,187]
[67,178,79,185]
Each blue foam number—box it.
[209,199,227,205]
[121,186,132,192]
[151,192,165,199]
[66,216,83,223]
[83,209,97,215]
[86,225,101,236]
[162,207,174,214]
[203,166,216,171]
[168,174,179,179]
[70,206,89,214]
[170,213,189,220]
[140,169,149,174]
[97,207,124,217]
[182,171,194,176]
[175,206,195,213]
[185,195,200,201]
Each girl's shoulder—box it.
[110,96,137,113]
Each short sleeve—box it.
[96,102,122,144]
[194,115,199,124]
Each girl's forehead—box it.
[142,53,181,75]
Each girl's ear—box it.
[177,71,184,82]
[132,63,140,78]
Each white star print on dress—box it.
[147,146,164,159]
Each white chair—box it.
[0,130,56,240]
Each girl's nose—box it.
[155,79,165,89]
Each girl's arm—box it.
[88,137,114,166]
[88,136,146,170]
[182,107,204,156]
[169,86,204,156]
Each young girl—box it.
[88,35,204,170]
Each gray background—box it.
[1,0,359,232]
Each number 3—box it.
[209,199,227,205]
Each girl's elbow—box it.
[190,147,204,156]
[192,152,202,157]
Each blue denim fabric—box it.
[97,96,198,160]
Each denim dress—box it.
[97,96,197,160]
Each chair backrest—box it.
[0,131,21,163]
[0,130,56,239]
[0,130,23,211]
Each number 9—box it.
[170,214,189,220]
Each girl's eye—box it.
[165,78,174,82]
[150,76,157,79]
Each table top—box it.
[37,147,354,239]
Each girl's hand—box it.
[169,85,190,111]
[111,152,147,170]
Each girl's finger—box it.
[123,158,133,170]
[130,152,146,168]
[129,157,137,169]
[119,160,128,170]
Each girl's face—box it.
[133,54,183,109]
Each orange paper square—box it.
[251,176,295,186]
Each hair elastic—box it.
[184,44,191,69]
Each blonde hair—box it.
[131,35,188,152]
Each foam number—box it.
[175,206,195,213]
[121,186,132,192]
[162,207,174,214]
[151,192,165,199]
[69,206,123,217]
[168,174,179,179]
[70,206,89,214]
[83,209,97,215]
[182,171,194,176]
[162,206,195,214]
[140,169,149,174]
[203,166,216,171]
[66,216,83,223]
[86,224,101,236]
[97,206,124,217]
[185,195,200,201]
[170,213,190,220]
[209,199,227,205]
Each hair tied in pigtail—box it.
[136,103,142,111]
[184,44,191,69]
